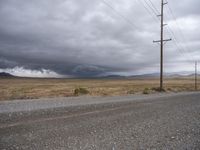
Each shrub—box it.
[151,87,161,92]
[127,90,135,94]
[152,87,166,92]
[160,88,166,92]
[74,88,89,96]
[143,88,150,94]
[167,88,172,91]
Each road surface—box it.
[0,92,200,149]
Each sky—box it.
[0,0,199,77]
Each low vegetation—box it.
[74,87,89,96]
[127,90,135,94]
[143,88,150,94]
[151,87,162,92]
[0,77,198,100]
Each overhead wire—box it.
[165,0,196,62]
[99,0,140,30]
[136,0,160,23]
[143,0,159,17]
[163,10,192,61]
[140,0,193,63]
[166,25,193,63]
[100,0,195,64]
[148,0,160,14]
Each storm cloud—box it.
[0,0,199,77]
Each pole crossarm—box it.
[153,38,172,43]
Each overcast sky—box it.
[0,0,199,77]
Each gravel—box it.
[0,92,200,149]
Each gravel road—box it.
[0,92,200,149]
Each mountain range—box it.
[0,72,198,79]
[0,72,15,78]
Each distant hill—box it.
[97,73,160,79]
[101,75,126,79]
[0,72,15,78]
[129,73,160,78]
[101,73,198,79]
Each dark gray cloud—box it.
[0,0,199,77]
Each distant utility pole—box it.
[153,0,172,91]
[195,61,198,91]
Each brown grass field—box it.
[0,77,199,101]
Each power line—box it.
[138,0,190,63]
[166,26,193,63]
[142,0,193,63]
[164,13,192,62]
[140,0,194,63]
[143,0,159,17]
[100,0,140,30]
[148,0,160,14]
[137,0,189,79]
[136,0,160,23]
[165,0,195,61]
[100,0,195,67]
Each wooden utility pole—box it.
[153,0,171,91]
[195,61,198,91]
[160,0,164,91]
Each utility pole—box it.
[195,61,198,91]
[153,0,172,91]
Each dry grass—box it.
[0,77,199,101]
